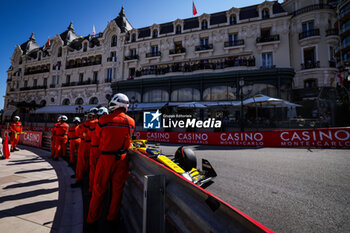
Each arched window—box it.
[83,43,88,52]
[111,35,117,47]
[201,20,208,30]
[176,25,182,34]
[62,99,70,105]
[89,97,99,105]
[153,29,158,38]
[131,34,136,42]
[143,89,169,103]
[58,47,62,57]
[40,100,46,106]
[75,98,84,105]
[171,88,200,102]
[203,86,235,101]
[230,15,237,25]
[262,8,270,19]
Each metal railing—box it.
[24,68,50,75]
[169,48,186,54]
[299,29,320,40]
[122,149,273,233]
[195,44,213,51]
[66,61,102,69]
[301,61,320,70]
[224,39,245,47]
[256,35,280,43]
[125,55,139,60]
[146,52,161,58]
[326,28,339,36]
[292,4,333,16]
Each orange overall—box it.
[88,119,99,192]
[75,120,92,181]
[54,122,69,159]
[87,110,135,223]
[51,123,59,158]
[9,121,23,150]
[68,124,81,164]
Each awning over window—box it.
[130,103,167,111]
[33,105,98,114]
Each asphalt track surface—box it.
[156,144,350,233]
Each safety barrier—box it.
[122,149,273,233]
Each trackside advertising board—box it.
[1,130,42,148]
[134,127,350,148]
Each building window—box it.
[302,21,314,33]
[62,99,70,105]
[230,15,237,25]
[75,98,84,105]
[203,86,234,101]
[79,73,84,83]
[111,35,117,47]
[176,25,182,34]
[200,38,209,49]
[109,51,116,61]
[228,34,238,46]
[304,79,317,88]
[105,94,111,101]
[89,97,98,105]
[66,75,70,84]
[261,52,273,68]
[130,49,136,57]
[201,20,208,30]
[43,78,47,87]
[129,68,136,78]
[24,80,28,88]
[152,46,159,56]
[131,33,136,42]
[58,47,62,57]
[33,79,37,87]
[83,43,88,52]
[106,68,112,82]
[38,52,41,61]
[153,29,158,38]
[40,100,46,106]
[56,75,60,84]
[93,72,98,82]
[262,8,270,19]
[143,89,169,102]
[52,76,56,85]
[19,57,22,64]
[113,68,116,80]
[171,88,200,101]
[303,47,318,69]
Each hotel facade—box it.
[3,0,346,128]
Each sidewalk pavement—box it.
[0,140,83,233]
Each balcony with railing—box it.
[256,35,280,43]
[169,48,186,55]
[224,39,245,48]
[292,4,332,16]
[326,28,339,36]
[299,29,320,40]
[146,51,161,58]
[19,85,47,91]
[195,44,213,51]
[24,68,50,76]
[124,55,139,60]
[66,60,102,69]
[301,61,320,70]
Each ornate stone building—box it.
[3,0,343,126]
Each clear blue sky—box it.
[0,0,283,109]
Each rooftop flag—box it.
[193,1,197,16]
[92,25,96,36]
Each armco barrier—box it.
[123,149,274,233]
[1,130,42,148]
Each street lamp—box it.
[130,96,139,120]
[232,78,253,132]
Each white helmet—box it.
[60,115,68,122]
[14,116,20,121]
[89,107,99,115]
[109,93,129,112]
[73,117,81,123]
[97,107,109,116]
[57,115,62,122]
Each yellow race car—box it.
[131,139,217,188]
